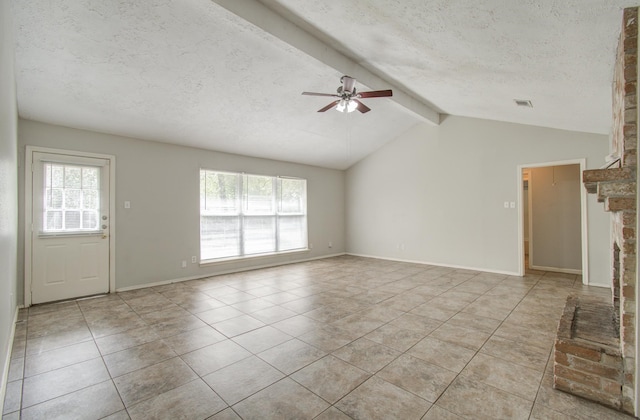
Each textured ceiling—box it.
[11,0,638,169]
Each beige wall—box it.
[0,0,19,411]
[18,119,346,298]
[346,115,611,286]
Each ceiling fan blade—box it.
[358,89,393,98]
[302,92,340,97]
[353,99,371,113]
[318,100,340,112]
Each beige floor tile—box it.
[408,336,475,373]
[204,356,284,405]
[95,326,160,355]
[22,358,110,408]
[232,378,329,420]
[389,314,442,334]
[529,403,578,420]
[2,381,21,415]
[20,380,123,420]
[271,315,323,337]
[258,338,326,374]
[8,257,635,420]
[460,352,543,400]
[304,304,354,323]
[151,314,208,338]
[103,340,176,377]
[162,326,226,354]
[422,405,464,419]
[429,324,491,351]
[333,338,401,373]
[139,305,191,324]
[335,376,431,420]
[364,324,426,352]
[437,376,533,419]
[179,297,227,313]
[249,305,298,324]
[207,408,242,420]
[7,357,23,382]
[329,314,384,339]
[86,312,148,338]
[182,340,251,376]
[26,315,88,340]
[212,314,266,337]
[377,354,457,402]
[232,326,292,354]
[24,340,100,377]
[113,357,197,407]
[127,379,227,419]
[298,326,353,352]
[480,335,550,372]
[291,355,370,403]
[314,407,353,420]
[196,306,245,324]
[445,312,502,334]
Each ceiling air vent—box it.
[514,99,533,108]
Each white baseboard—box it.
[0,305,20,417]
[530,264,582,275]
[116,252,347,292]
[346,253,521,277]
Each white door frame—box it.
[24,146,116,307]
[516,159,589,284]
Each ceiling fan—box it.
[302,75,393,114]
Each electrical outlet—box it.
[181,260,187,268]
[124,201,131,209]
[328,241,333,248]
[309,243,313,249]
[191,256,197,263]
[510,201,516,208]
[503,201,509,208]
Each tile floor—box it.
[2,255,636,419]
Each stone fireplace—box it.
[554,7,638,415]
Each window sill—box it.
[199,248,311,267]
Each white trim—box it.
[346,253,520,276]
[200,248,310,267]
[0,306,20,417]
[516,159,589,285]
[24,146,117,307]
[116,252,347,292]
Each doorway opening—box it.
[517,159,588,283]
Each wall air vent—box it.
[514,99,533,108]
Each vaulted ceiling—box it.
[11,1,638,169]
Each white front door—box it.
[30,151,111,304]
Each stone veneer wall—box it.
[557,7,638,414]
[611,8,637,413]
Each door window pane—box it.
[43,163,101,232]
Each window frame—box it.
[199,169,308,263]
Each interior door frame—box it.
[24,146,116,307]
[516,159,588,284]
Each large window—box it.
[200,170,307,261]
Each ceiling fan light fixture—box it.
[336,99,357,113]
